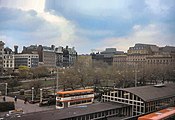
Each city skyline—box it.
[0,0,175,54]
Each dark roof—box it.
[9,102,128,120]
[119,83,175,102]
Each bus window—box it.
[57,102,63,107]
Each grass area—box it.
[16,79,56,90]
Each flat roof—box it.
[119,83,175,102]
[9,102,128,120]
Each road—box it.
[0,96,55,117]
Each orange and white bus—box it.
[138,107,175,120]
[56,89,94,109]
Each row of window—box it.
[70,99,92,106]
[4,64,13,67]
[4,60,13,63]
[147,59,173,63]
[103,96,144,106]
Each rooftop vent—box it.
[154,83,165,87]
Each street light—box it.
[31,87,34,102]
[5,83,8,96]
[56,67,59,92]
[40,89,43,103]
[134,62,138,87]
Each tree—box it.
[31,66,50,78]
[29,80,42,98]
[7,78,21,92]
[18,65,30,79]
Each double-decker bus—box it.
[56,89,94,109]
[138,107,175,120]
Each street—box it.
[0,96,55,117]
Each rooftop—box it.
[118,83,175,102]
[9,102,128,120]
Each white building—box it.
[14,54,39,68]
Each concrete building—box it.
[3,47,14,72]
[0,41,5,75]
[102,83,175,117]
[14,54,39,68]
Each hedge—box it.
[0,101,15,112]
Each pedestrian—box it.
[24,97,27,104]
[14,96,17,102]
[3,96,6,102]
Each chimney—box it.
[14,45,18,54]
[66,46,68,50]
[51,45,55,50]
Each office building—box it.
[14,54,39,68]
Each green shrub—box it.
[0,102,15,112]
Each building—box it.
[22,45,77,68]
[113,54,127,67]
[102,83,175,117]
[0,41,5,76]
[92,48,124,65]
[78,54,92,66]
[68,47,77,66]
[63,46,77,67]
[55,46,63,67]
[14,54,39,68]
[42,45,56,68]
[3,47,14,72]
[146,54,174,65]
[127,43,159,55]
[8,102,129,120]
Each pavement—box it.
[0,96,55,117]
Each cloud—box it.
[1,0,175,54]
[0,6,77,49]
[99,24,175,52]
[145,0,175,15]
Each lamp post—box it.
[5,83,8,96]
[56,67,58,92]
[134,62,138,87]
[40,89,43,103]
[31,87,34,102]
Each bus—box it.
[138,107,175,120]
[56,89,94,109]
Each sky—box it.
[0,0,175,54]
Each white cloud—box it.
[0,0,45,13]
[99,24,174,52]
